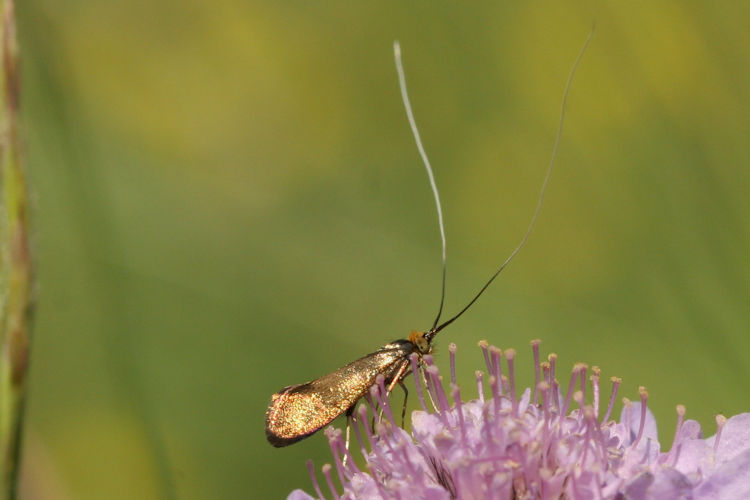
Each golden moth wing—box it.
[265,342,413,447]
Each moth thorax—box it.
[409,330,431,354]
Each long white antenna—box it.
[394,41,447,330]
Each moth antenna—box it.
[394,40,447,330]
[432,26,595,337]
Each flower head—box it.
[289,340,750,499]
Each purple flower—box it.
[289,341,750,499]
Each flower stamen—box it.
[490,346,504,397]
[666,404,687,466]
[449,342,457,385]
[409,352,428,412]
[561,364,582,416]
[631,386,649,449]
[321,464,340,500]
[713,413,727,454]
[451,383,468,446]
[306,460,325,500]
[591,366,601,420]
[506,348,518,417]
[475,370,485,403]
[479,340,491,374]
[531,339,542,405]
[601,376,621,424]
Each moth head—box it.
[409,330,431,354]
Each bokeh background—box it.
[14,1,750,499]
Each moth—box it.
[266,34,593,448]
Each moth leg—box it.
[372,361,412,431]
[398,380,409,427]
[422,368,439,413]
[343,405,355,467]
[384,360,411,427]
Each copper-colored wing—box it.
[265,340,415,447]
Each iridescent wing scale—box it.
[265,340,416,447]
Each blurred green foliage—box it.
[12,1,750,498]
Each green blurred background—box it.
[14,1,750,499]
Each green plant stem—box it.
[0,1,33,498]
